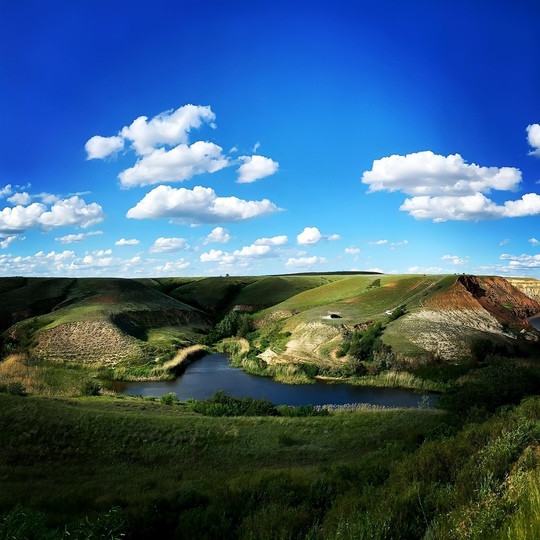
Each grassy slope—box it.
[3,393,540,539]
[0,393,445,532]
[232,275,347,308]
[254,274,456,360]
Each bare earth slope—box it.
[256,274,540,365]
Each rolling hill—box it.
[0,273,538,383]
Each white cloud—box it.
[285,256,326,269]
[234,244,271,258]
[120,105,216,156]
[254,235,287,246]
[127,185,280,224]
[361,150,540,222]
[150,237,189,253]
[8,192,32,206]
[527,124,540,157]
[237,155,279,183]
[0,235,21,249]
[0,185,12,198]
[400,192,540,222]
[115,238,140,246]
[368,239,388,245]
[499,239,510,246]
[118,141,229,187]
[204,227,232,244]
[362,151,521,196]
[229,146,238,153]
[55,230,103,244]
[153,259,190,274]
[85,135,125,160]
[529,238,540,246]
[200,249,227,263]
[0,196,104,234]
[500,253,540,268]
[200,243,273,268]
[38,193,60,205]
[297,226,340,246]
[253,142,260,153]
[345,247,360,255]
[38,196,105,230]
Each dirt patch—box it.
[34,321,141,365]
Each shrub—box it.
[160,392,179,405]
[191,391,279,417]
[81,379,101,396]
[3,381,27,396]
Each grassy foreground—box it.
[3,391,540,539]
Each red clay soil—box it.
[425,275,540,328]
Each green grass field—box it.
[2,392,540,539]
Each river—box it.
[114,353,438,408]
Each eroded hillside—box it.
[252,274,540,366]
[507,277,540,302]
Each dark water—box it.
[115,353,438,408]
[529,316,540,331]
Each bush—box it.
[0,381,28,396]
[438,356,540,416]
[160,392,179,405]
[81,379,101,396]
[299,363,319,378]
[191,391,279,417]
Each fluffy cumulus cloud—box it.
[297,227,340,246]
[0,185,13,198]
[39,197,105,231]
[118,141,229,188]
[400,192,540,222]
[529,238,540,246]
[237,155,279,183]
[345,247,360,255]
[0,196,104,234]
[362,151,521,196]
[204,227,231,244]
[120,105,216,156]
[527,124,540,157]
[361,151,540,222]
[150,237,189,253]
[200,243,273,269]
[285,256,326,269]
[500,253,540,269]
[368,239,387,245]
[115,238,140,246]
[127,185,280,224]
[8,192,32,206]
[55,231,103,244]
[254,235,287,246]
[85,105,235,188]
[153,259,190,274]
[85,135,125,160]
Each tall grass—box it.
[351,370,447,392]
[497,468,540,539]
[0,354,100,396]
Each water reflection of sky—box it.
[118,354,438,408]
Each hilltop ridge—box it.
[0,273,538,385]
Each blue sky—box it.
[1,0,540,278]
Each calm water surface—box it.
[116,353,438,408]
